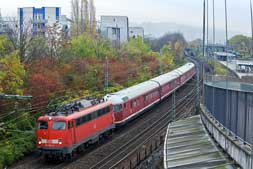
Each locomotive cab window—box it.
[38,121,48,130]
[52,121,66,130]
[113,104,122,112]
[68,121,74,129]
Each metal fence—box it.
[205,74,253,83]
[204,81,253,145]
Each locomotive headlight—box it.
[38,141,42,145]
[59,139,62,145]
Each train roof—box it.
[67,101,111,119]
[38,99,112,121]
[105,81,159,104]
[105,63,195,105]
[173,62,195,75]
[151,72,179,86]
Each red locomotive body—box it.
[36,100,114,157]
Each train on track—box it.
[36,62,196,159]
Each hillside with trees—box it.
[0,31,186,167]
[0,1,189,167]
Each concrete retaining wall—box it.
[201,104,252,169]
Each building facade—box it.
[0,18,17,35]
[214,52,236,61]
[100,16,129,46]
[18,7,69,36]
[129,27,144,39]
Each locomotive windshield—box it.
[113,104,122,112]
[38,121,48,130]
[52,122,66,130]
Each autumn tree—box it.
[6,19,33,62]
[89,0,96,34]
[229,35,251,58]
[0,35,13,56]
[71,0,96,37]
[149,33,187,52]
[121,37,151,58]
[0,52,26,94]
[80,0,89,33]
[46,23,68,59]
[174,40,185,64]
[188,39,202,57]
[71,33,113,59]
[26,37,48,61]
[160,44,174,71]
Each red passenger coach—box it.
[173,63,196,85]
[105,63,196,126]
[36,99,114,158]
[104,81,161,124]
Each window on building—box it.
[112,28,117,35]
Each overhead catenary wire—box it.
[0,64,152,112]
[1,79,198,144]
[6,81,199,127]
[1,64,180,123]
[90,82,197,169]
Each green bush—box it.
[209,60,227,76]
[0,133,35,168]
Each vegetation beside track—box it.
[0,30,187,167]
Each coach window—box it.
[133,101,137,107]
[113,104,122,112]
[92,111,97,119]
[52,121,66,130]
[38,121,48,130]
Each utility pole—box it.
[213,0,216,56]
[173,90,176,121]
[249,0,253,164]
[224,0,229,151]
[202,0,206,102]
[159,50,163,75]
[207,0,209,48]
[203,0,206,59]
[250,0,253,58]
[104,56,109,94]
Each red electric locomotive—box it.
[36,62,196,159]
[36,98,114,158]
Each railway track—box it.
[90,83,197,169]
[10,78,198,169]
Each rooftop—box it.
[236,60,253,66]
[164,115,236,169]
[214,52,236,57]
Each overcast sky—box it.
[0,0,252,35]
